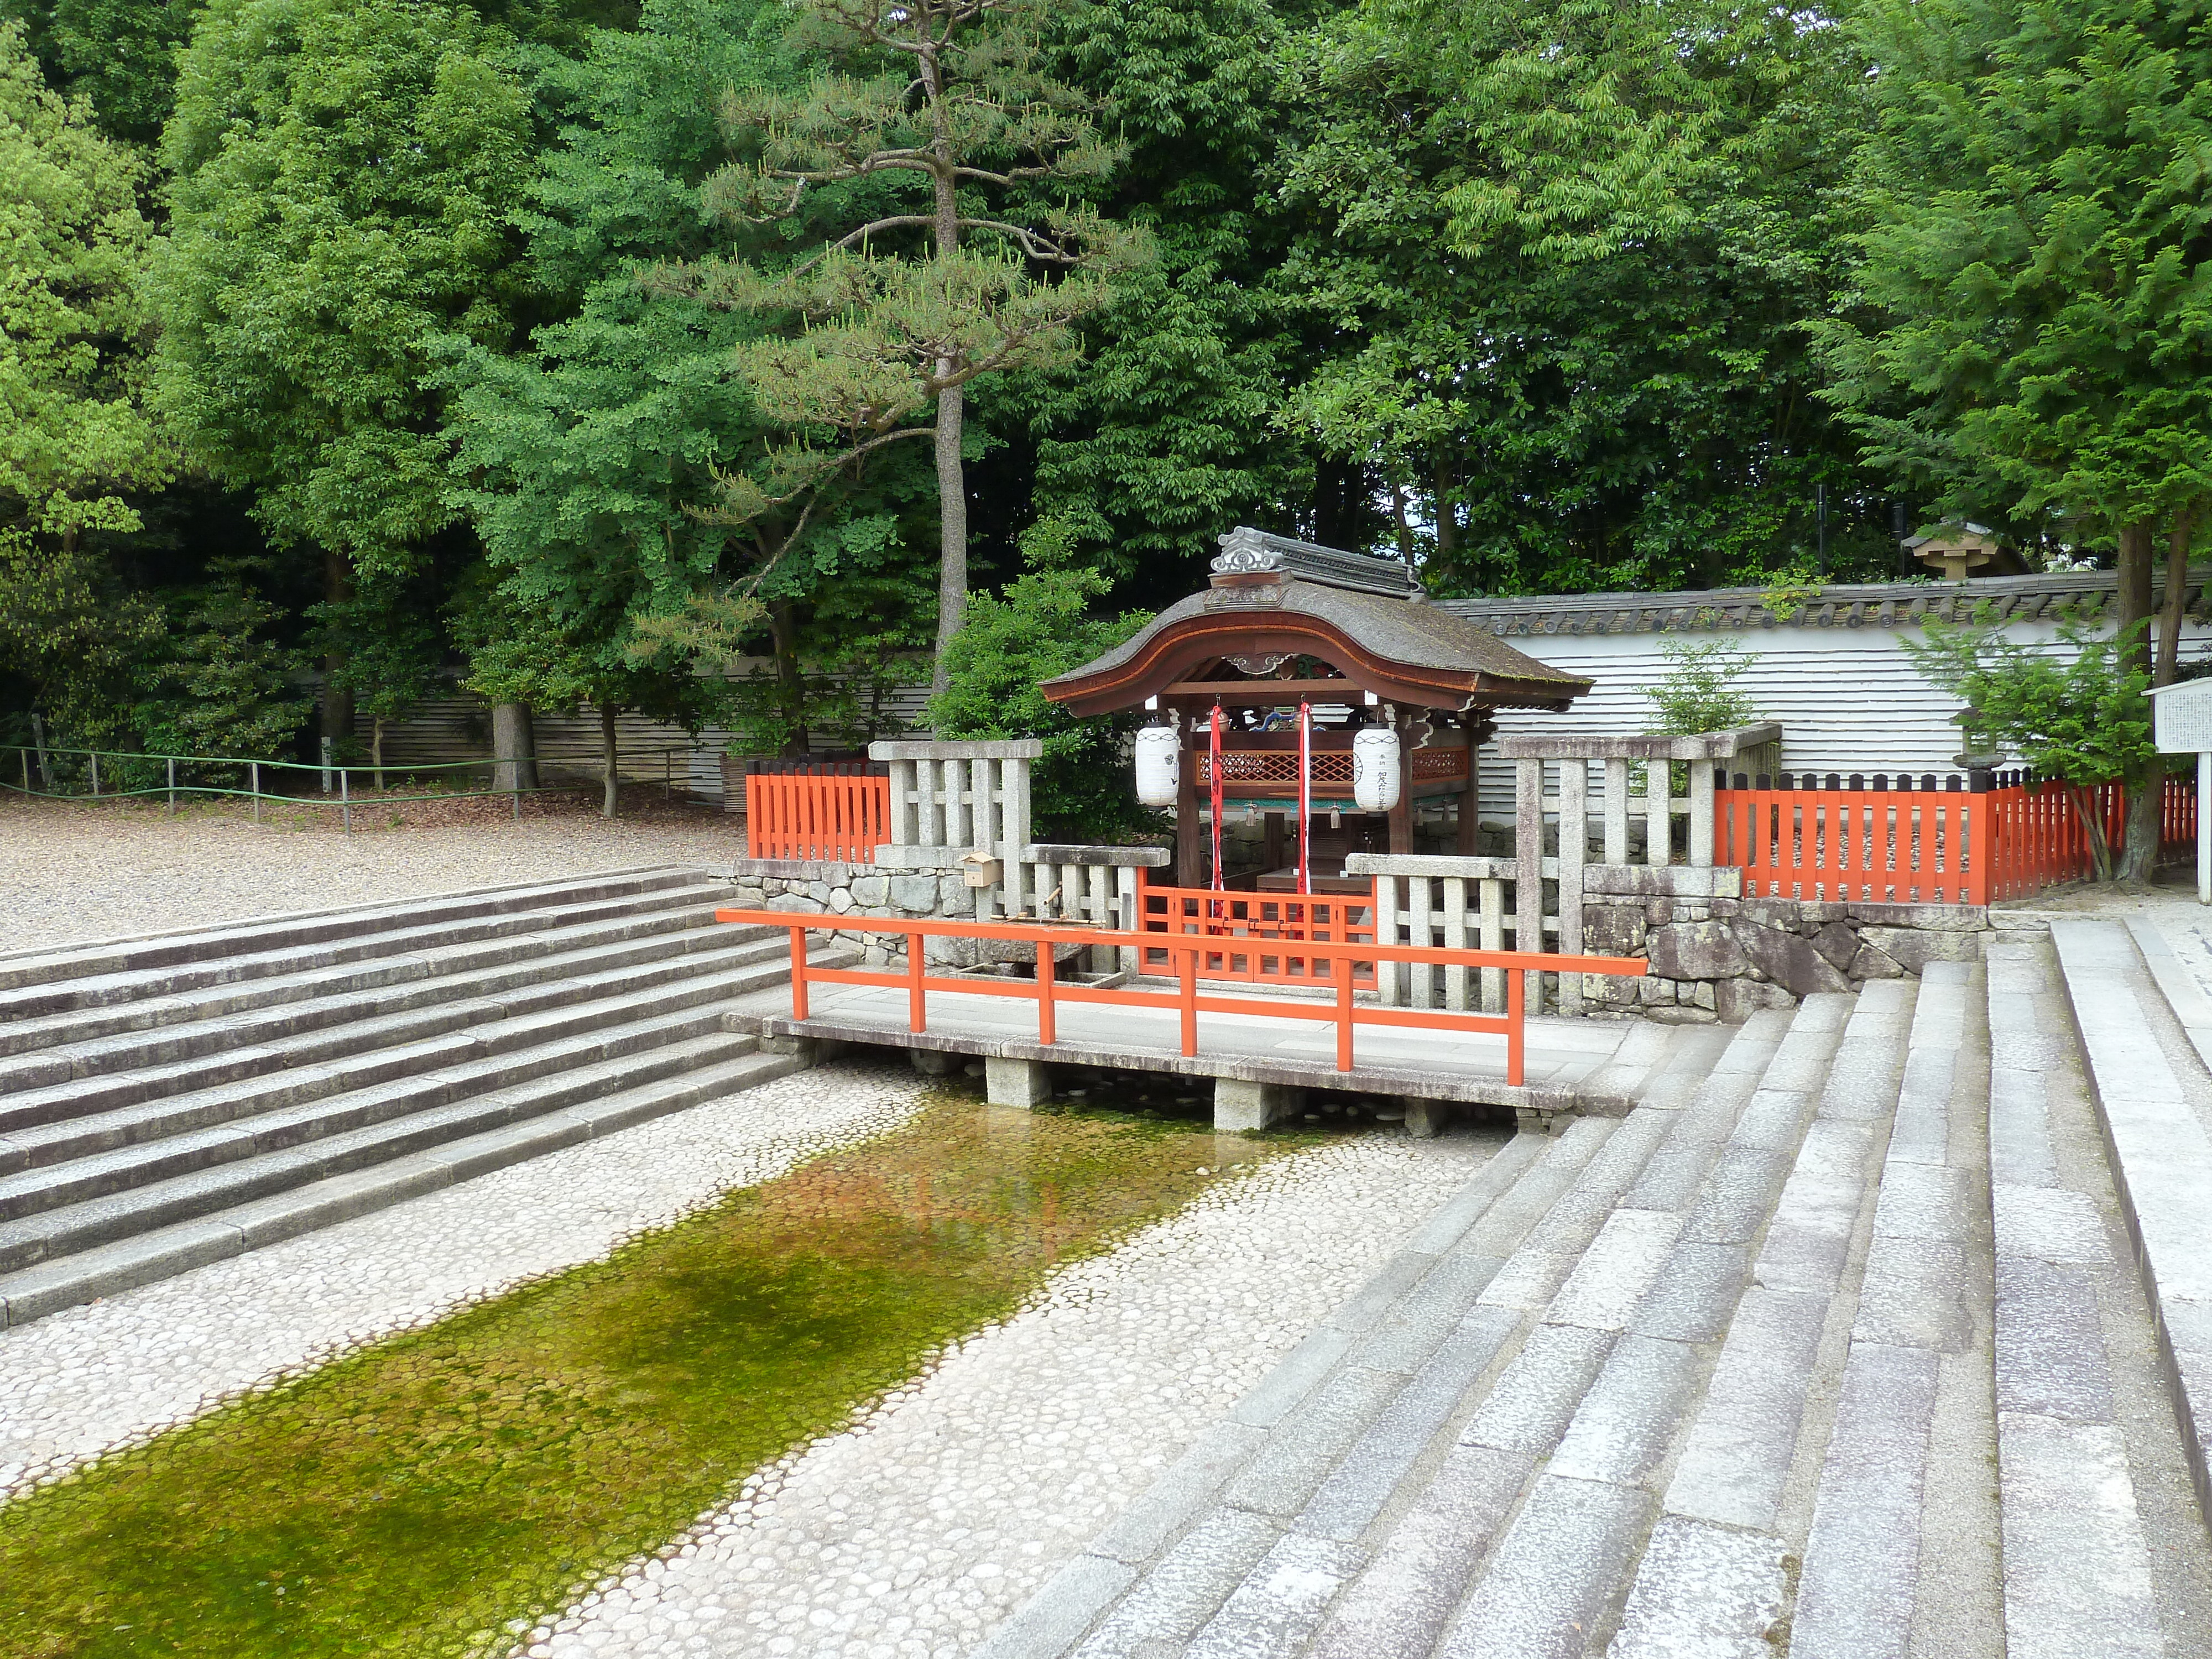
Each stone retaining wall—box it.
[724,857,974,965]
[1578,865,2007,1022]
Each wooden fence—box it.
[1715,768,2198,905]
[743,761,890,863]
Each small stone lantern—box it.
[1952,705,2006,771]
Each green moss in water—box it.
[0,1096,1293,1657]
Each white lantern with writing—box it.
[1352,726,1401,812]
[1134,725,1181,806]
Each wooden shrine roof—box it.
[1040,529,1592,717]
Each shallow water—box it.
[0,1094,1306,1658]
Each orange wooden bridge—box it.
[717,889,1650,1130]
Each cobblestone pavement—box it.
[0,1062,921,1498]
[507,1129,1505,1659]
[0,795,741,953]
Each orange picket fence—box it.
[1715,768,2198,905]
[743,762,890,863]
[715,907,1646,1084]
[1134,877,1382,991]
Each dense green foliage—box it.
[929,557,1156,836]
[1,0,2197,806]
[0,20,171,742]
[153,0,536,576]
[1818,0,2212,875]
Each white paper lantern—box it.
[1353,726,1401,812]
[1134,725,1181,806]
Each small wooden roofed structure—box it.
[1041,528,1592,886]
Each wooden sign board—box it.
[2151,678,2212,755]
[2148,680,2212,903]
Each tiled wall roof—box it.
[1440,569,2210,638]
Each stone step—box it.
[0,870,721,1030]
[980,999,1816,1659]
[1590,981,1913,1657]
[2057,918,2212,1532]
[0,994,781,1277]
[1787,960,1989,1659]
[0,932,794,1168]
[0,864,704,998]
[0,925,794,1136]
[0,894,758,1061]
[0,949,830,1243]
[1372,990,1863,1659]
[0,1046,805,1328]
[0,909,774,1100]
[2000,929,2193,1659]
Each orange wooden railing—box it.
[1716,769,2199,905]
[1134,876,1381,990]
[1715,776,1985,904]
[714,907,1645,1086]
[744,764,890,863]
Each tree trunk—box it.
[1434,459,1458,564]
[599,703,620,819]
[1390,483,1415,566]
[491,702,538,792]
[2116,520,2160,881]
[771,601,809,757]
[321,547,354,758]
[372,717,384,792]
[2067,783,2116,882]
[928,75,966,702]
[2157,509,2196,686]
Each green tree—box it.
[667,0,1148,693]
[456,579,722,815]
[1818,0,2212,877]
[134,560,312,758]
[1645,638,1757,735]
[0,19,171,739]
[1902,612,2153,882]
[928,555,1152,837]
[1010,0,1333,603]
[448,0,938,760]
[0,0,195,143]
[152,0,536,749]
[309,576,446,783]
[1276,0,1881,593]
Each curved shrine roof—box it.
[1040,530,1592,717]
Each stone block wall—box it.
[726,857,977,966]
[723,857,1081,970]
[1578,865,2002,1024]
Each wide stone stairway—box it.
[987,950,2212,1658]
[0,866,839,1328]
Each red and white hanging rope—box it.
[1209,703,1225,898]
[1297,700,1312,894]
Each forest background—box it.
[2,0,2208,837]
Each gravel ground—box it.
[0,1062,921,1499]
[510,1127,1502,1659]
[0,793,744,954]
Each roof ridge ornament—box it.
[1211,526,1284,575]
[1211,526,1422,598]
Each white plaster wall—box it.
[1476,615,2212,821]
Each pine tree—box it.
[665,0,1148,693]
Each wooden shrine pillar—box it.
[1388,716,1415,854]
[1176,715,1203,886]
[1457,714,1492,855]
